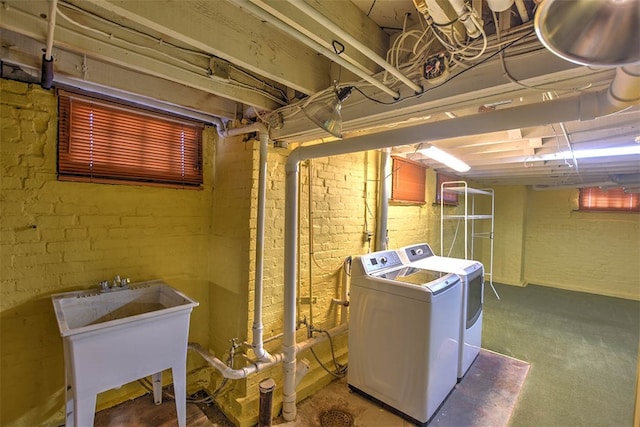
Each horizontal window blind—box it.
[391,156,427,203]
[436,173,458,205]
[579,187,639,212]
[58,90,203,188]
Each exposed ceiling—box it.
[1,0,638,189]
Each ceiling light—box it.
[418,144,470,172]
[302,87,353,138]
[533,145,640,162]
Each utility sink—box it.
[51,280,198,427]
[52,280,198,336]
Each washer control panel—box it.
[360,250,403,274]
[403,243,435,262]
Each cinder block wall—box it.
[0,80,214,426]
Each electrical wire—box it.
[352,28,537,107]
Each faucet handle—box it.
[98,280,109,292]
[121,277,130,287]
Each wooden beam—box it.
[0,1,285,110]
[248,0,389,75]
[0,30,239,119]
[80,0,333,95]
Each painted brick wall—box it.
[0,79,214,426]
[492,186,527,285]
[523,188,640,300]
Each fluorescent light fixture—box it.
[532,145,640,162]
[418,144,470,172]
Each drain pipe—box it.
[281,67,640,421]
[211,119,275,363]
[231,123,275,363]
[375,148,391,251]
[188,323,347,380]
[41,0,58,89]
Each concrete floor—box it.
[95,349,528,427]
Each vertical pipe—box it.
[375,149,390,251]
[41,0,58,89]
[258,378,276,427]
[307,160,314,326]
[251,131,272,361]
[223,123,275,363]
[44,0,58,60]
[282,162,300,421]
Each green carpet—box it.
[483,283,640,427]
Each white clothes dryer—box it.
[400,243,484,380]
[349,249,461,426]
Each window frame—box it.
[390,156,427,204]
[435,172,459,206]
[578,187,639,212]
[57,89,204,189]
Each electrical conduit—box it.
[281,65,640,421]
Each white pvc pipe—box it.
[213,121,276,364]
[287,0,422,94]
[44,0,58,60]
[188,324,347,381]
[281,68,640,420]
[228,0,399,99]
[375,148,390,251]
[448,0,481,38]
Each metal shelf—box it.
[440,181,499,299]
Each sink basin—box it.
[52,280,198,336]
[51,280,198,427]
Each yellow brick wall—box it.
[522,188,640,300]
[492,186,527,285]
[0,80,214,426]
[3,77,639,427]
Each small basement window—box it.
[58,89,204,188]
[435,172,459,205]
[579,187,639,212]
[391,156,427,203]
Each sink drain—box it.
[319,409,354,427]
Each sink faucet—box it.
[98,275,131,292]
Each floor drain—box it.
[320,409,354,427]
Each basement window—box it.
[579,187,639,212]
[391,156,427,204]
[58,89,203,188]
[435,173,459,206]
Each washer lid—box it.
[375,266,460,295]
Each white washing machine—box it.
[348,249,461,426]
[400,243,484,380]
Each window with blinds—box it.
[579,187,639,212]
[391,156,427,203]
[58,90,203,188]
[436,172,459,205]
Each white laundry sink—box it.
[51,280,198,427]
[52,279,198,336]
